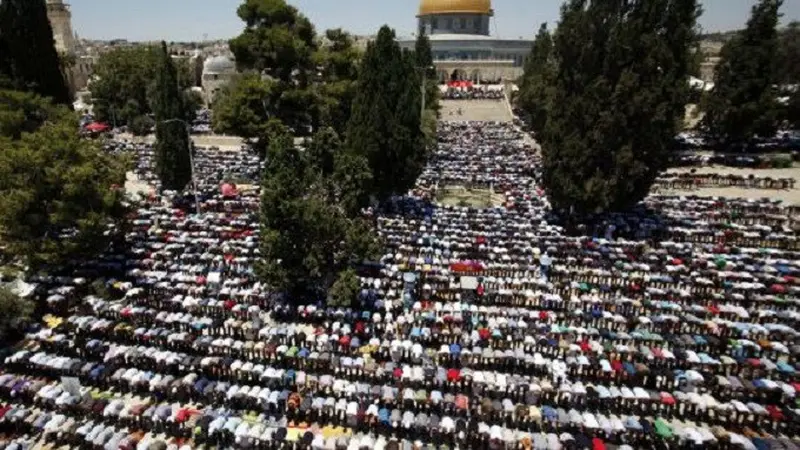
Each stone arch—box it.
[450,69,467,82]
[471,70,481,84]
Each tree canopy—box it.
[775,21,800,86]
[312,29,363,135]
[230,0,316,83]
[221,2,363,141]
[90,46,198,128]
[415,32,440,116]
[257,125,378,303]
[789,91,800,130]
[0,287,34,342]
[153,42,192,192]
[0,91,126,269]
[540,0,700,215]
[212,73,275,140]
[0,0,71,106]
[228,0,318,136]
[517,23,555,133]
[704,0,783,144]
[344,25,427,204]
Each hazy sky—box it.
[71,0,800,42]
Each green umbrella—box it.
[714,257,727,270]
[654,418,673,438]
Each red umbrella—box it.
[84,122,110,132]
[220,183,238,198]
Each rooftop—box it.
[401,33,532,42]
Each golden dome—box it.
[418,0,492,16]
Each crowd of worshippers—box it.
[2,122,800,450]
[440,87,505,101]
[104,140,262,193]
[653,173,796,191]
[670,154,797,170]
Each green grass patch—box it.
[436,186,504,208]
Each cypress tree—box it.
[414,32,440,114]
[541,0,700,215]
[788,89,800,129]
[518,23,554,133]
[0,0,71,105]
[775,21,800,86]
[345,25,425,203]
[152,41,192,192]
[705,0,783,145]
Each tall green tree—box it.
[541,0,701,215]
[229,0,318,135]
[787,88,800,129]
[345,25,426,204]
[222,3,365,142]
[0,91,126,269]
[414,32,440,116]
[152,42,192,191]
[212,73,275,139]
[518,23,555,133]
[307,126,340,178]
[230,0,316,83]
[90,46,196,127]
[0,0,71,106]
[705,0,783,144]
[775,21,800,86]
[257,125,378,303]
[312,29,362,135]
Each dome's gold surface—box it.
[418,0,492,16]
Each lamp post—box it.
[161,118,200,216]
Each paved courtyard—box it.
[661,166,800,204]
[440,99,513,122]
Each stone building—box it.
[399,0,532,83]
[46,0,76,54]
[202,55,237,105]
[46,0,92,95]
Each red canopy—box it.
[447,80,474,89]
[84,122,110,132]
[449,261,484,272]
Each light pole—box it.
[161,118,200,216]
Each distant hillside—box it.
[700,22,798,45]
[699,30,740,44]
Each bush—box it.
[771,155,793,168]
[129,115,154,136]
[0,287,33,340]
